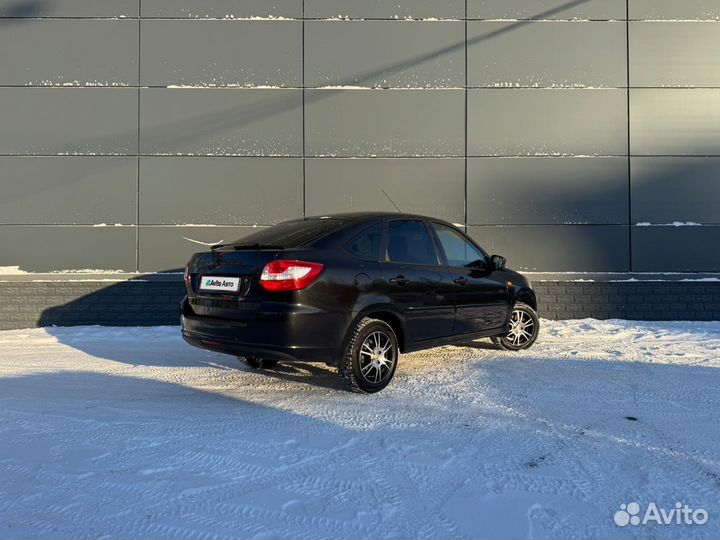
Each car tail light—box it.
[184,264,191,287]
[259,260,324,291]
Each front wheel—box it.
[338,317,399,393]
[492,302,539,351]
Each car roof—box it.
[303,211,454,224]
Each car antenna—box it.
[380,188,402,213]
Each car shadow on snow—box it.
[40,323,351,391]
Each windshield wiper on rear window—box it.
[212,242,284,251]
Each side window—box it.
[386,220,439,266]
[432,223,486,268]
[345,223,382,261]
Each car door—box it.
[430,222,510,335]
[379,219,455,342]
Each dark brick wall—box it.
[533,282,720,321]
[0,280,185,330]
[0,280,719,330]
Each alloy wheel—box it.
[358,330,396,385]
[506,308,535,347]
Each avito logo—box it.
[614,502,709,527]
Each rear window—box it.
[230,219,346,248]
[345,223,382,261]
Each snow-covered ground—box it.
[1,320,719,539]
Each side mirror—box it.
[490,254,506,270]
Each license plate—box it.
[199,276,241,293]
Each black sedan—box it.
[181,213,539,393]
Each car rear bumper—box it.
[180,297,344,364]
[182,328,336,363]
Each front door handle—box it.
[453,277,468,286]
[389,275,409,286]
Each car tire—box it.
[243,357,278,369]
[492,302,540,351]
[338,317,399,393]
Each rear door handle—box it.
[389,275,409,286]
[453,277,468,286]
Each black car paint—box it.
[181,213,537,364]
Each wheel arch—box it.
[515,287,537,310]
[351,305,407,353]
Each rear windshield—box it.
[230,219,347,248]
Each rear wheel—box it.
[492,302,539,351]
[243,357,278,369]
[338,317,399,393]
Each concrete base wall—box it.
[1,277,719,331]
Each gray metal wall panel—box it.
[305,0,464,19]
[631,158,720,224]
[467,0,626,20]
[468,21,626,88]
[305,158,465,223]
[0,88,137,155]
[0,157,136,225]
[140,21,301,87]
[0,0,138,17]
[468,225,630,272]
[138,226,259,272]
[629,0,720,21]
[0,227,136,272]
[0,5,717,277]
[467,157,628,225]
[632,226,720,272]
[630,22,720,87]
[139,157,303,225]
[305,89,464,157]
[630,89,720,155]
[468,89,627,156]
[0,19,138,87]
[141,1,302,19]
[305,21,464,88]
[139,89,303,156]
